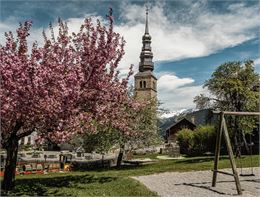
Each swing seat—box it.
[239,173,255,177]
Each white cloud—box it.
[254,58,260,65]
[254,58,260,71]
[1,2,259,74]
[157,73,207,111]
[158,74,194,91]
[2,2,259,74]
[1,1,259,111]
[115,2,260,74]
[115,2,259,111]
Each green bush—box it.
[177,125,216,156]
[176,129,194,154]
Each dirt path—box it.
[133,167,260,197]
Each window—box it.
[20,138,25,145]
[27,136,31,145]
[140,81,142,88]
[139,80,147,89]
[153,81,156,90]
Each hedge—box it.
[177,125,216,156]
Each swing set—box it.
[237,127,255,177]
[212,111,260,195]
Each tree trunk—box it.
[2,137,19,191]
[241,131,249,154]
[116,144,125,167]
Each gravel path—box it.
[133,167,260,197]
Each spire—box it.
[139,5,154,72]
[145,5,149,34]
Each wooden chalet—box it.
[165,118,196,142]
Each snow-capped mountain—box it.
[159,108,197,119]
[159,109,186,119]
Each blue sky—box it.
[1,0,259,112]
[155,38,260,85]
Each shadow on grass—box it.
[174,157,214,164]
[1,174,117,196]
[74,163,149,173]
[174,156,233,164]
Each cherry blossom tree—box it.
[116,98,161,166]
[0,9,136,190]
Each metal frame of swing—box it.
[212,111,260,195]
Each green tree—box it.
[116,98,162,166]
[194,60,259,112]
[82,126,119,154]
[65,84,161,168]
[79,98,162,167]
[194,60,260,155]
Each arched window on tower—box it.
[20,138,25,145]
[140,81,143,88]
[27,136,31,145]
[153,81,156,90]
[143,81,146,88]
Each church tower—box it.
[134,7,157,101]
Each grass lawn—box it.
[1,154,259,196]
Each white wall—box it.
[19,131,37,146]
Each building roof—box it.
[163,109,216,134]
[165,117,196,131]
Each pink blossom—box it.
[1,12,145,147]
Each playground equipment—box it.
[212,111,260,195]
[237,129,255,177]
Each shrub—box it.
[177,125,216,156]
[176,129,194,154]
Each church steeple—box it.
[139,6,154,72]
[134,5,157,101]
